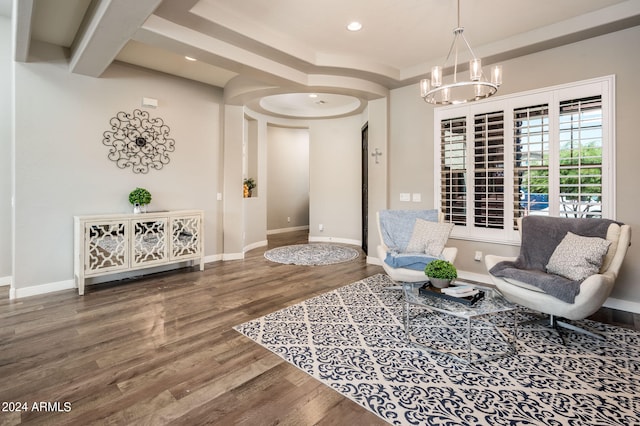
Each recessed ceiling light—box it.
[347,21,362,32]
[185,56,197,61]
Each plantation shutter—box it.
[473,111,505,229]
[440,117,467,225]
[513,104,550,227]
[435,77,612,243]
[558,96,603,218]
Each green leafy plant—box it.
[424,259,457,280]
[243,178,256,190]
[128,187,152,205]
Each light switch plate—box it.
[412,193,421,202]
[400,193,411,202]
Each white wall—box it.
[308,115,362,244]
[0,16,11,284]
[389,84,436,211]
[222,105,245,258]
[266,125,309,232]
[12,41,223,294]
[243,114,267,251]
[388,26,640,308]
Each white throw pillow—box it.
[546,232,611,281]
[405,219,454,257]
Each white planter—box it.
[429,277,452,289]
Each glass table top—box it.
[403,281,517,319]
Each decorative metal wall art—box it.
[102,109,175,174]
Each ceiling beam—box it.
[69,0,161,77]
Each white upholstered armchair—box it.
[376,210,457,285]
[485,216,631,342]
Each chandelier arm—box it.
[443,33,459,67]
[460,32,479,61]
[453,37,459,83]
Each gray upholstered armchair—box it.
[485,216,631,342]
[376,209,457,285]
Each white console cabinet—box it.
[74,210,204,295]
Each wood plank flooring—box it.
[0,230,637,425]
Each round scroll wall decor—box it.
[102,109,175,174]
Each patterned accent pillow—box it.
[405,219,454,257]
[546,232,611,281]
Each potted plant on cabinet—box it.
[129,187,152,214]
[243,178,256,198]
[425,259,457,288]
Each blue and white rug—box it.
[234,274,640,425]
[264,243,359,266]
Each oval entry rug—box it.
[264,243,359,266]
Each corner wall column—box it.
[222,105,245,259]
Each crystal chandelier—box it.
[420,0,502,105]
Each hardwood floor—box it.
[0,231,388,425]
[0,230,637,425]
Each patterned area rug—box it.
[264,243,359,266]
[234,274,640,425]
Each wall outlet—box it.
[474,251,483,261]
[287,216,291,222]
[319,224,324,231]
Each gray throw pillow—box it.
[546,231,611,281]
[405,219,453,257]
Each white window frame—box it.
[433,75,615,245]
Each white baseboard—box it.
[9,260,210,300]
[244,240,268,253]
[603,297,640,314]
[267,226,309,235]
[367,256,382,266]
[10,279,75,300]
[309,236,361,246]
[204,254,222,263]
[222,252,244,261]
[0,275,11,287]
[457,271,493,285]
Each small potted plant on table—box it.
[425,259,457,289]
[129,187,152,214]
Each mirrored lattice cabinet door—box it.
[132,218,169,267]
[86,221,129,273]
[170,215,201,260]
